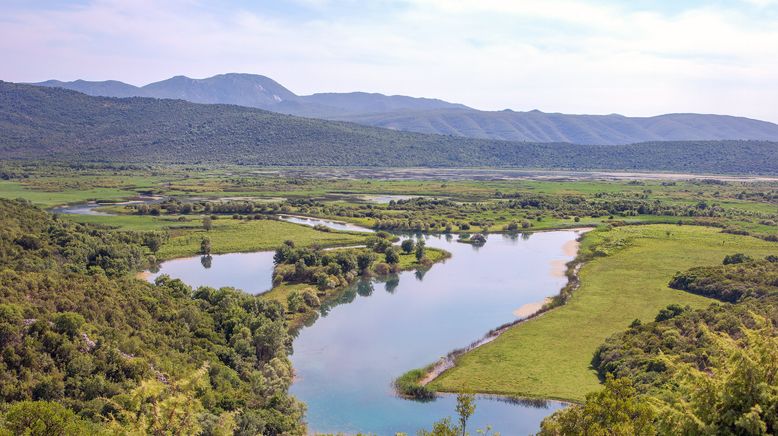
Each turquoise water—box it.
[146,218,582,434]
[289,231,576,435]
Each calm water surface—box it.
[290,231,576,435]
[51,202,115,216]
[146,218,582,434]
[279,215,375,233]
[146,251,275,294]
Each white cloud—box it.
[1,0,777,122]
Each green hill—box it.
[3,81,777,174]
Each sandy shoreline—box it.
[513,298,553,318]
[135,271,151,281]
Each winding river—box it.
[143,216,582,434]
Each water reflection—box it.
[290,231,577,435]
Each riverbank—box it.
[395,229,591,399]
[429,224,778,402]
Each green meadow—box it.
[156,218,367,260]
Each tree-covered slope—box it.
[337,108,778,145]
[0,198,305,434]
[3,81,778,174]
[32,73,778,145]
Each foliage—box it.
[394,368,436,401]
[0,400,101,436]
[0,199,305,434]
[539,376,656,436]
[550,256,778,435]
[668,258,778,302]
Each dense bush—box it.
[0,199,304,434]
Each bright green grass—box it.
[62,214,197,231]
[0,180,137,207]
[156,219,367,260]
[430,224,778,402]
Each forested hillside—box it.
[0,199,305,434]
[3,81,778,174]
[541,256,778,434]
[32,73,778,145]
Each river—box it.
[144,216,582,434]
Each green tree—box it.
[200,237,211,255]
[357,252,376,273]
[539,376,656,435]
[384,247,400,265]
[415,242,426,262]
[53,312,85,338]
[401,239,416,254]
[456,393,475,436]
[287,291,305,313]
[1,401,98,436]
[202,216,213,231]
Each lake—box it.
[145,220,583,434]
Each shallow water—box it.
[145,218,582,434]
[145,251,275,294]
[51,202,115,216]
[279,214,375,233]
[360,194,419,203]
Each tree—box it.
[415,242,426,261]
[286,291,305,313]
[53,312,85,338]
[1,401,97,436]
[539,376,655,435]
[357,252,376,273]
[200,237,211,255]
[401,239,416,254]
[384,247,400,265]
[143,233,163,253]
[723,253,752,265]
[202,216,213,231]
[456,393,475,436]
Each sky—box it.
[2,0,778,122]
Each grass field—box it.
[156,218,367,260]
[430,224,778,402]
[0,180,139,207]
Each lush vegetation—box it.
[270,236,448,327]
[0,199,306,434]
[540,256,777,435]
[2,82,778,173]
[0,164,776,434]
[431,224,777,401]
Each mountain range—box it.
[2,81,777,174]
[33,74,778,145]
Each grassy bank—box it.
[430,224,777,402]
[157,219,367,260]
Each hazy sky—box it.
[2,0,778,121]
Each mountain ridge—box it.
[2,81,777,174]
[31,73,778,145]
